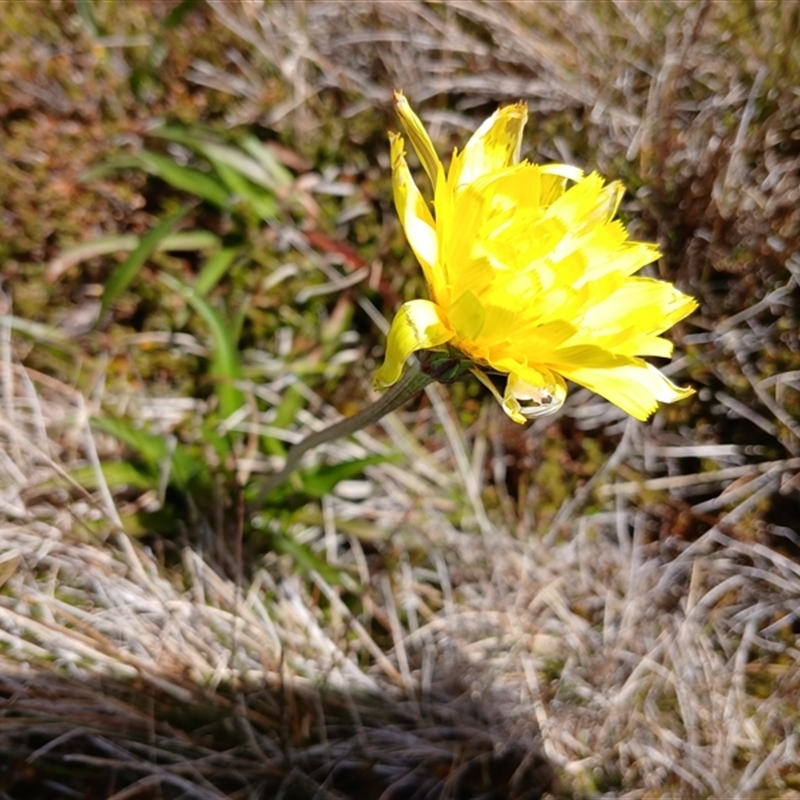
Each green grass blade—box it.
[301,456,392,498]
[75,0,100,36]
[100,206,193,317]
[91,417,207,493]
[91,417,167,465]
[201,142,278,189]
[240,136,295,190]
[148,127,287,192]
[158,273,245,419]
[194,247,242,297]
[148,124,214,152]
[135,151,231,207]
[68,461,157,492]
[50,231,219,275]
[264,383,309,457]
[210,160,279,222]
[271,530,343,586]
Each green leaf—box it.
[240,136,295,190]
[100,206,193,317]
[91,416,167,464]
[158,273,245,419]
[134,151,230,207]
[68,461,157,492]
[301,456,391,498]
[194,246,242,297]
[201,142,282,192]
[148,124,212,152]
[148,127,284,193]
[144,128,290,217]
[271,531,343,585]
[263,383,309,458]
[75,0,100,36]
[210,159,279,222]
[30,461,155,498]
[200,418,233,465]
[121,507,182,538]
[50,231,219,275]
[91,416,207,493]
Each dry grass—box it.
[3,1,800,798]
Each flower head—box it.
[375,91,697,423]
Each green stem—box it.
[260,364,434,496]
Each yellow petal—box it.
[449,101,528,187]
[616,334,674,358]
[393,90,441,189]
[432,156,456,300]
[469,366,521,421]
[373,300,454,389]
[581,240,661,283]
[544,172,613,231]
[561,359,694,420]
[581,277,697,336]
[447,289,486,341]
[390,133,441,296]
[469,366,564,424]
[503,370,567,422]
[540,163,584,183]
[496,320,577,358]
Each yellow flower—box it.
[375,91,697,423]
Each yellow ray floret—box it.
[375,91,698,423]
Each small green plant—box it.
[53,122,382,574]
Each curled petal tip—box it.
[503,372,567,423]
[392,90,440,187]
[374,300,454,390]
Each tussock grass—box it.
[3,1,800,797]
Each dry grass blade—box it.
[3,1,800,798]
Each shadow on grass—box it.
[0,665,556,800]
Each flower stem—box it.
[260,364,434,497]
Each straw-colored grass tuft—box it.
[3,2,800,798]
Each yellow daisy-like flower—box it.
[374,91,697,423]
